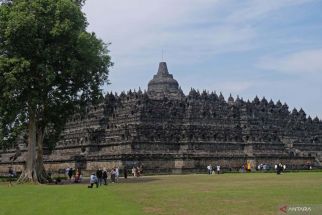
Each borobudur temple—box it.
[1,62,322,174]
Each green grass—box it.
[1,172,322,215]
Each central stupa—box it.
[147,62,184,100]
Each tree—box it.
[0,0,112,183]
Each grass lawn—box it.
[0,172,322,215]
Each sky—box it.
[83,0,322,119]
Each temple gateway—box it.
[1,62,322,174]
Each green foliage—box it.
[0,0,112,149]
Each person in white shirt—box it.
[216,165,220,174]
[65,167,70,177]
[207,164,212,175]
[115,167,119,182]
[88,173,98,188]
[132,166,136,177]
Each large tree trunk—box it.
[17,111,48,184]
[17,110,39,183]
[35,127,48,183]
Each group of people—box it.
[206,164,221,174]
[88,166,144,188]
[65,167,82,183]
[257,163,271,171]
[131,166,143,177]
[88,167,120,188]
[275,163,286,174]
[206,162,289,174]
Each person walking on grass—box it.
[96,169,103,186]
[103,168,108,185]
[216,165,220,174]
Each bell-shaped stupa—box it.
[147,62,184,100]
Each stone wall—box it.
[1,62,321,175]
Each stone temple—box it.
[1,62,322,174]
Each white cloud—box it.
[83,0,255,63]
[82,0,314,71]
[216,81,254,94]
[83,0,313,71]
[226,0,313,23]
[180,77,255,96]
[82,0,259,85]
[257,48,322,74]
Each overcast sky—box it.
[83,0,322,118]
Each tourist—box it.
[138,165,143,176]
[207,164,212,175]
[132,166,136,177]
[139,165,143,175]
[8,167,14,185]
[246,162,251,172]
[68,167,73,181]
[276,163,283,174]
[96,168,103,186]
[306,161,312,170]
[65,167,70,178]
[123,166,128,179]
[111,168,116,183]
[88,173,98,188]
[74,169,81,183]
[102,168,108,185]
[240,165,245,173]
[12,168,17,177]
[135,166,140,177]
[263,164,268,171]
[115,167,119,182]
[216,165,220,174]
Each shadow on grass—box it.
[47,176,160,186]
[119,177,160,184]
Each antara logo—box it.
[279,205,313,214]
[279,205,288,213]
